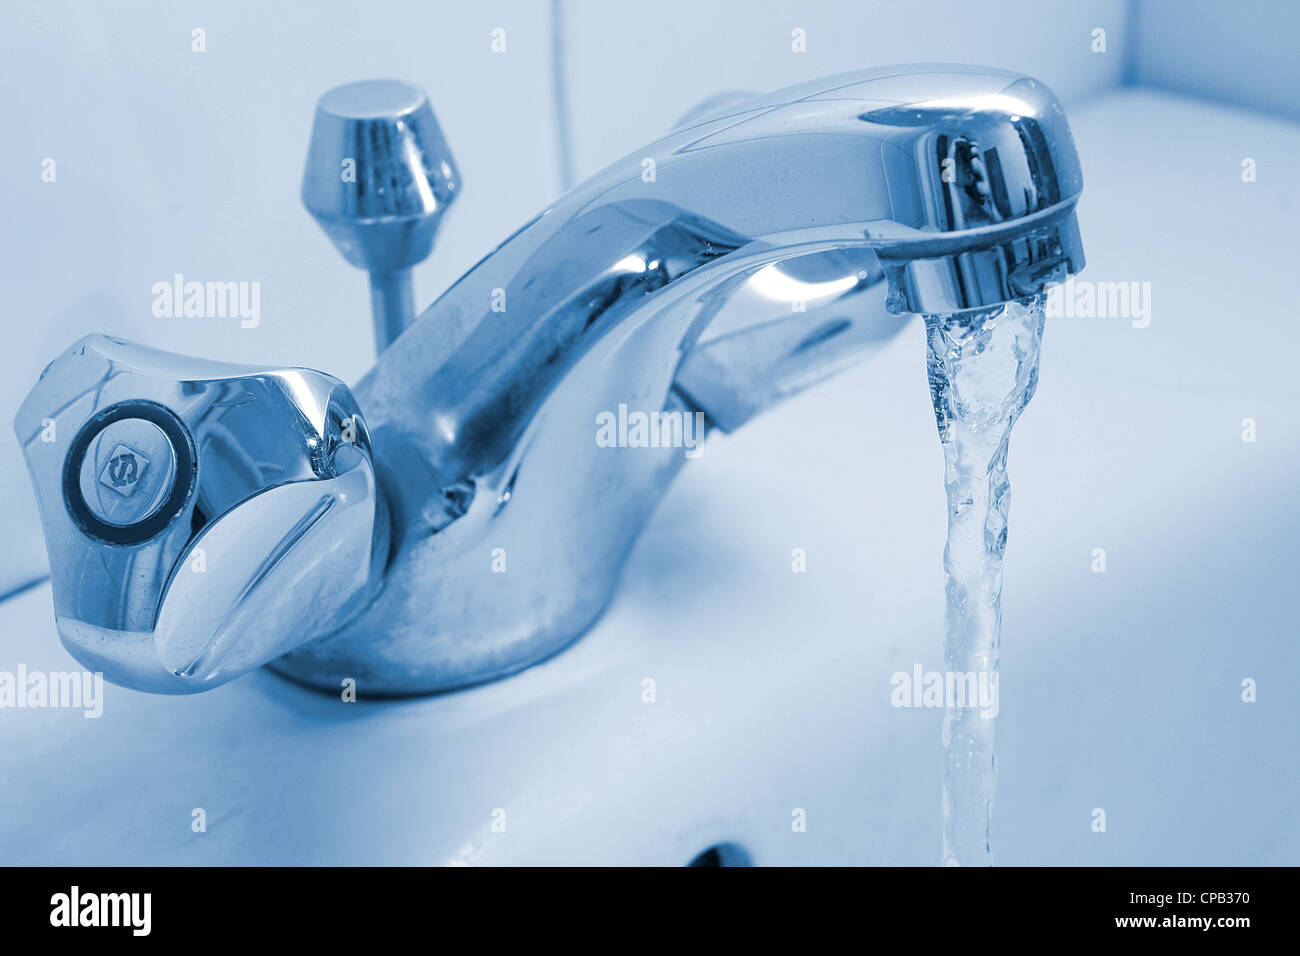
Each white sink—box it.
[2,89,1296,865]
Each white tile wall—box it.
[1133,0,1300,121]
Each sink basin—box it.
[1,89,1296,865]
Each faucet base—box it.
[265,549,626,697]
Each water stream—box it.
[924,294,1047,867]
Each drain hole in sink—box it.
[687,843,751,867]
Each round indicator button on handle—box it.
[77,418,176,527]
[63,401,196,545]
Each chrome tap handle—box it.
[302,79,460,352]
[14,335,387,694]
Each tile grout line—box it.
[550,0,576,193]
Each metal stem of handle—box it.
[369,268,415,352]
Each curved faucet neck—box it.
[272,64,1085,695]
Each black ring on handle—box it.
[62,400,197,545]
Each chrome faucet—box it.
[15,65,1083,695]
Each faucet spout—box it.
[271,64,1085,695]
